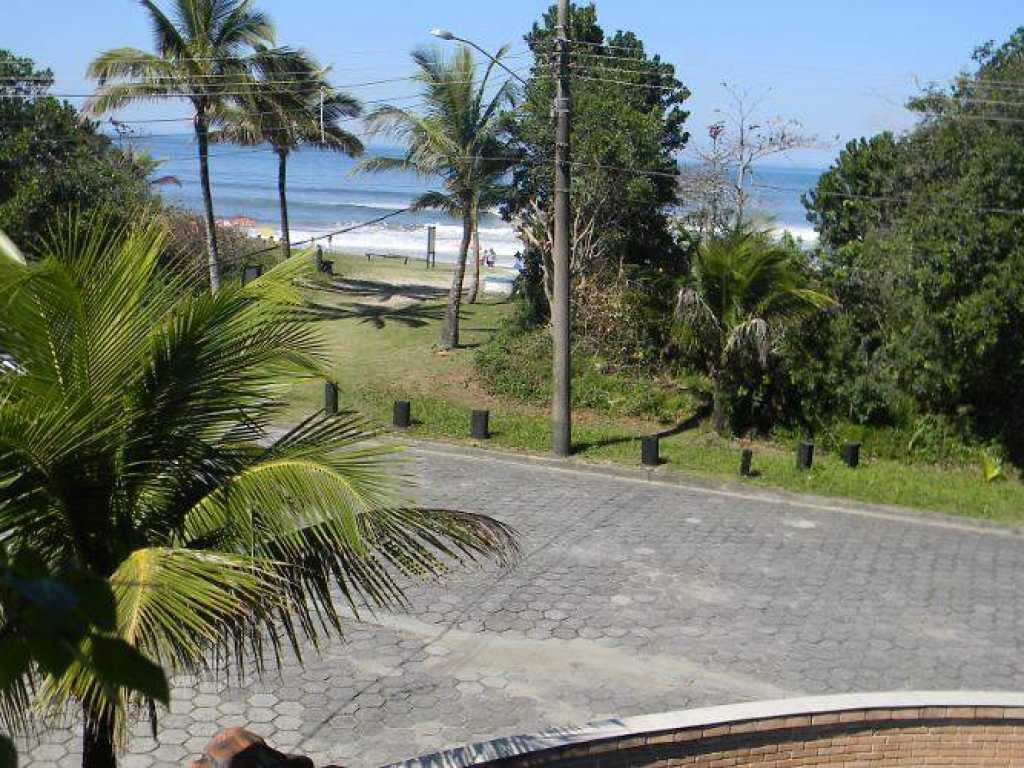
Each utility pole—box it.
[551,0,572,457]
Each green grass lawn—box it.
[284,257,1024,524]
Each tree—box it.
[800,27,1024,458]
[213,51,363,259]
[359,45,514,349]
[0,51,155,253]
[674,227,835,434]
[506,4,691,279]
[87,0,288,294]
[682,84,822,235]
[0,542,170,768]
[0,215,518,768]
[504,5,692,368]
[410,156,510,306]
[801,132,905,250]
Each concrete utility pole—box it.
[551,0,573,457]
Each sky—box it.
[4,0,1023,167]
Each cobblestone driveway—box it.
[21,443,1024,767]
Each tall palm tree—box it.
[358,45,515,349]
[675,227,836,435]
[87,0,286,294]
[0,215,517,768]
[213,52,364,259]
[412,168,510,306]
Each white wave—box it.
[276,222,525,268]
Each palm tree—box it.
[213,52,364,259]
[675,227,836,435]
[0,216,517,768]
[413,171,510,306]
[87,0,286,294]
[358,45,515,349]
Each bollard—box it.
[740,448,754,477]
[796,442,814,470]
[841,442,861,468]
[393,400,411,429]
[324,381,339,416]
[641,436,660,467]
[470,410,490,440]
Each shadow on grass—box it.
[306,276,450,302]
[301,301,445,329]
[572,403,712,455]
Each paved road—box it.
[21,444,1024,768]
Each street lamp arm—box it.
[430,29,529,87]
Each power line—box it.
[569,72,683,91]
[210,207,414,270]
[0,66,540,102]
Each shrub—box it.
[475,321,703,423]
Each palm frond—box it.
[139,0,190,60]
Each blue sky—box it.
[5,0,1022,166]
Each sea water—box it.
[136,134,825,265]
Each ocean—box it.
[135,134,825,265]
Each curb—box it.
[397,436,1024,538]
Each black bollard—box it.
[796,442,814,470]
[393,400,411,429]
[740,449,754,477]
[841,442,861,468]
[324,381,339,416]
[470,410,490,440]
[641,436,660,467]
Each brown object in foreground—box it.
[188,728,315,768]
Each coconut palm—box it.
[675,227,836,435]
[411,185,507,306]
[358,45,515,349]
[87,0,289,294]
[213,52,364,259]
[0,215,517,768]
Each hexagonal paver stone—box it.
[188,727,314,768]
[247,693,278,708]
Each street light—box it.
[431,16,573,458]
[429,28,529,86]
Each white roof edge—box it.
[385,692,1024,768]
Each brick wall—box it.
[481,707,1024,768]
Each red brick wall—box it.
[493,707,1024,768]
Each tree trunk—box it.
[82,707,116,768]
[277,149,291,260]
[711,371,728,436]
[438,201,474,350]
[467,204,481,305]
[195,116,221,294]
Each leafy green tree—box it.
[87,0,290,294]
[801,133,906,250]
[0,51,154,253]
[359,45,514,349]
[0,216,517,768]
[674,228,835,434]
[213,51,363,259]
[506,3,690,278]
[801,27,1024,458]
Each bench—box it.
[366,252,411,265]
[316,247,334,276]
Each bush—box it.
[475,321,704,423]
[158,208,282,288]
[0,50,156,252]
